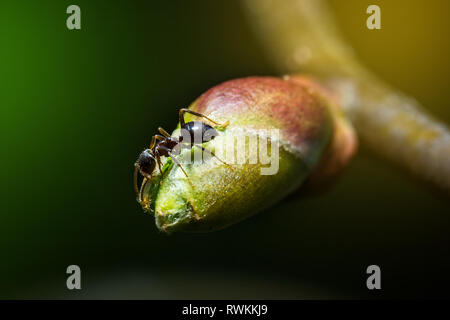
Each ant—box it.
[134,108,229,202]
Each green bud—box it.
[138,76,356,233]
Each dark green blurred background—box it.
[1,0,449,299]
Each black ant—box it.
[134,108,229,202]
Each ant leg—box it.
[155,152,166,185]
[138,169,154,204]
[149,136,156,149]
[156,155,163,176]
[193,145,233,169]
[158,127,171,138]
[150,134,165,148]
[179,108,229,128]
[134,163,153,204]
[153,149,182,187]
[150,135,165,149]
[157,145,194,188]
[168,152,195,189]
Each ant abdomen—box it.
[182,121,219,145]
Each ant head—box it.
[138,149,156,177]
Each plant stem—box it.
[243,0,450,190]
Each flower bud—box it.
[138,76,356,232]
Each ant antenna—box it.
[133,163,140,200]
[139,177,149,205]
